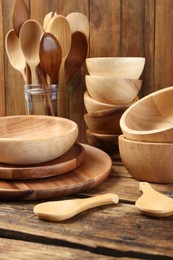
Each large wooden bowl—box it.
[120,86,173,142]
[119,135,173,183]
[86,129,119,154]
[0,115,78,165]
[84,91,139,113]
[85,75,142,105]
[84,108,125,134]
[86,57,145,78]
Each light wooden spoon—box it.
[12,0,30,36]
[43,12,53,31]
[136,182,173,217]
[34,193,119,222]
[66,12,89,39]
[5,29,26,82]
[19,19,44,83]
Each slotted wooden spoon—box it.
[136,182,173,217]
[12,0,30,36]
[34,193,119,222]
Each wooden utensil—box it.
[43,12,53,31]
[12,0,30,36]
[34,193,119,222]
[39,32,62,84]
[66,12,89,39]
[0,143,85,180]
[64,31,88,83]
[0,144,112,201]
[5,29,26,82]
[136,182,173,217]
[19,19,44,83]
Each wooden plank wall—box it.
[1,0,173,141]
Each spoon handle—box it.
[139,182,153,193]
[78,193,119,211]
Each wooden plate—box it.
[0,143,86,180]
[0,144,112,201]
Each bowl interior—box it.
[120,87,173,133]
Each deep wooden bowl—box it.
[84,91,139,113]
[86,57,145,79]
[86,129,119,154]
[85,75,142,105]
[120,86,173,142]
[0,115,78,165]
[119,135,173,183]
[84,108,125,134]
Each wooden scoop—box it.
[136,182,173,217]
[34,193,119,222]
[12,0,30,36]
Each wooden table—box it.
[0,156,173,259]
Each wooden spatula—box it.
[136,182,173,217]
[34,193,119,222]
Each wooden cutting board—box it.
[0,143,85,180]
[0,144,112,201]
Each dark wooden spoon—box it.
[12,0,30,36]
[64,31,88,83]
[39,32,62,84]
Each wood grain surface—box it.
[0,144,112,200]
[0,143,86,180]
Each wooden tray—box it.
[0,143,85,180]
[0,144,112,201]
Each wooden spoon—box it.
[19,19,44,83]
[34,193,119,222]
[64,31,88,83]
[12,0,30,36]
[43,12,53,31]
[5,29,26,82]
[39,32,62,84]
[66,12,89,39]
[136,182,173,217]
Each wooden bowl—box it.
[85,75,142,105]
[86,57,145,79]
[86,129,119,154]
[119,135,173,183]
[120,86,173,142]
[84,91,139,113]
[0,115,78,165]
[84,108,125,134]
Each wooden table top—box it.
[0,155,173,259]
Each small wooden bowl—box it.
[84,108,125,134]
[86,129,119,154]
[85,75,142,105]
[120,86,173,142]
[119,135,173,183]
[84,91,139,113]
[86,57,145,79]
[0,115,78,165]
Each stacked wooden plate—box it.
[0,115,112,200]
[84,57,145,155]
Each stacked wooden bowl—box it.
[84,57,145,155]
[119,86,173,183]
[0,115,112,201]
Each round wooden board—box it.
[0,144,112,201]
[0,143,86,180]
